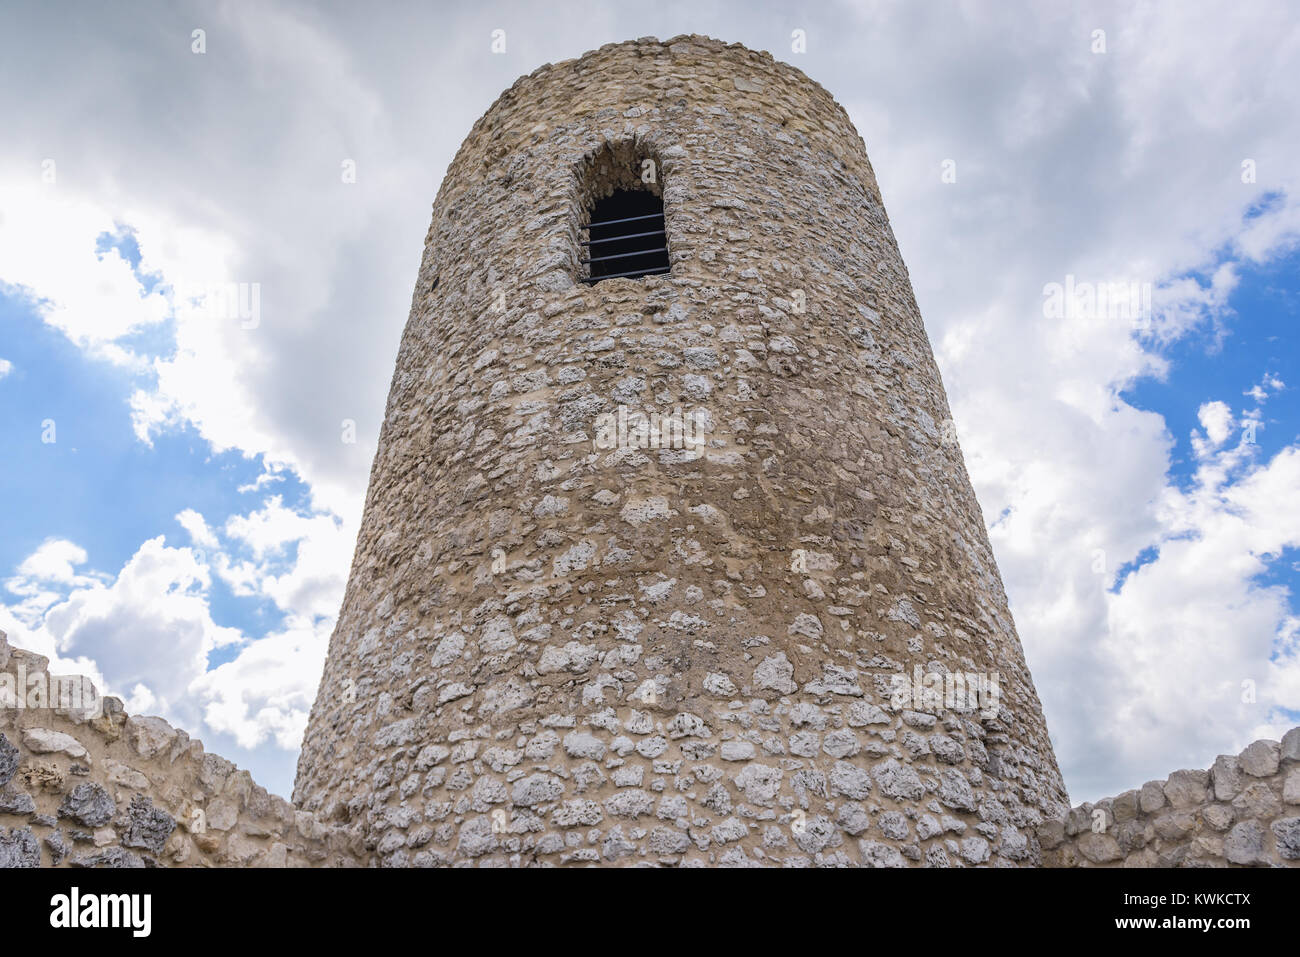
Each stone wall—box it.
[1040,728,1300,868]
[0,631,362,867]
[8,620,1296,870]
[294,34,1069,868]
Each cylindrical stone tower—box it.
[295,35,1068,867]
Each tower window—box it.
[575,142,670,285]
[581,188,669,283]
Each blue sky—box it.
[1113,246,1299,595]
[1,0,1298,802]
[1125,247,1300,736]
[1,229,317,640]
[0,270,325,784]
[1126,253,1298,483]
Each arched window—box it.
[577,144,669,284]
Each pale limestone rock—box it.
[124,715,177,759]
[1238,739,1280,777]
[22,728,88,760]
[104,759,150,791]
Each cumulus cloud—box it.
[0,492,353,774]
[3,539,111,631]
[1104,444,1300,780]
[1197,400,1235,447]
[1244,372,1286,404]
[17,539,91,585]
[7,536,240,719]
[0,189,171,357]
[190,621,331,751]
[206,497,355,624]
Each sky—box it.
[0,0,1296,802]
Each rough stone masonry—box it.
[2,625,1294,868]
[292,34,1072,867]
[0,631,362,867]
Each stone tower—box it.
[294,35,1069,867]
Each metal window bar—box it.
[580,207,669,284]
[581,246,669,265]
[581,212,664,229]
[581,228,665,247]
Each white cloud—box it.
[1104,444,1300,773]
[0,358,11,379]
[189,620,330,751]
[30,537,241,721]
[1244,371,1286,404]
[3,539,110,629]
[206,497,355,623]
[0,493,354,792]
[0,186,171,353]
[16,539,89,584]
[1197,400,1235,447]
[175,509,220,551]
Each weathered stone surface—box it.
[58,783,115,828]
[1238,739,1280,778]
[1037,818,1065,850]
[513,773,564,807]
[0,785,35,815]
[104,759,150,791]
[288,34,1069,868]
[859,840,906,868]
[734,764,781,805]
[69,847,145,868]
[44,829,69,865]
[937,769,977,810]
[121,795,176,855]
[1282,728,1300,764]
[1076,832,1122,864]
[1233,782,1282,821]
[124,715,178,759]
[1112,790,1139,823]
[960,836,991,864]
[0,827,41,867]
[1284,769,1300,806]
[1211,755,1241,801]
[0,732,18,787]
[22,727,89,760]
[752,654,797,695]
[1154,810,1197,842]
[1203,804,1234,831]
[1138,780,1166,813]
[829,761,872,800]
[1223,820,1265,865]
[1272,817,1300,860]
